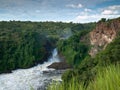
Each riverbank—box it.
[0,48,64,90]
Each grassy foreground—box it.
[47,64,120,90]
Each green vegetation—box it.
[96,32,120,65]
[2,18,120,90]
[48,64,120,90]
[0,28,54,73]
[87,64,120,90]
[52,17,120,90]
[0,21,95,73]
[98,18,106,22]
[57,30,91,66]
[57,22,95,67]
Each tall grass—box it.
[47,64,120,90]
[88,64,120,90]
[47,79,85,90]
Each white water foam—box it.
[0,48,60,90]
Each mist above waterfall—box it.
[60,28,72,39]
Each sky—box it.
[0,0,120,23]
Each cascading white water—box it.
[0,48,61,90]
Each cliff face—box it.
[89,18,120,56]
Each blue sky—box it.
[0,0,120,23]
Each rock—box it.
[89,18,120,57]
[43,70,66,76]
[37,79,52,90]
[37,70,64,90]
[47,61,72,70]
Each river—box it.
[0,48,63,90]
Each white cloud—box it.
[73,5,120,23]
[74,14,120,23]
[84,8,92,12]
[66,3,83,8]
[101,5,120,15]
[108,5,120,10]
[102,10,114,15]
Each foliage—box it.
[0,31,53,73]
[95,32,120,66]
[0,21,70,73]
[98,18,106,23]
[71,22,96,33]
[0,21,96,73]
[57,30,91,66]
[48,64,120,90]
[87,64,120,90]
[57,17,120,90]
[49,17,120,90]
[61,32,120,86]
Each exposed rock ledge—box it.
[47,61,72,70]
[89,18,120,56]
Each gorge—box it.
[0,17,120,90]
[0,48,64,90]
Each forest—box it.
[48,17,120,90]
[1,18,120,90]
[0,21,95,73]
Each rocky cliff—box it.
[89,18,120,56]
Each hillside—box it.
[90,18,120,56]
[0,21,95,73]
[51,17,120,90]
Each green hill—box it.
[49,17,120,90]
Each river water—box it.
[0,48,63,90]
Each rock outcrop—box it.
[47,61,72,70]
[89,18,120,56]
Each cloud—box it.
[74,14,120,23]
[101,5,120,15]
[66,3,83,8]
[108,5,120,10]
[73,4,120,23]
[0,0,120,22]
[101,10,117,15]
[84,8,92,12]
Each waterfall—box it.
[0,48,62,90]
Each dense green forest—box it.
[0,21,95,73]
[1,18,120,90]
[57,30,91,66]
[49,17,120,90]
[61,31,120,84]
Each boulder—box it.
[47,61,72,70]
